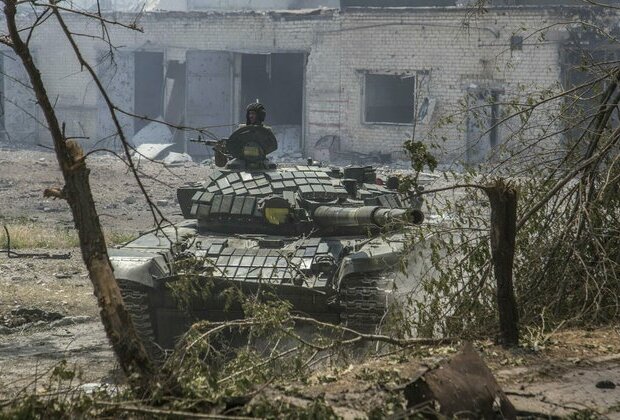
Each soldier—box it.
[212,102,276,168]
[245,102,267,126]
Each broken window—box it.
[364,74,415,124]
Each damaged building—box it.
[0,0,614,163]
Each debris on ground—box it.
[596,380,616,389]
[0,307,92,334]
[1,145,620,416]
[54,270,79,279]
[0,307,63,329]
[133,144,193,167]
[123,196,137,205]
[131,120,173,147]
[134,143,175,160]
[401,342,516,417]
[162,152,192,166]
[247,343,515,418]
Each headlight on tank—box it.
[261,196,291,225]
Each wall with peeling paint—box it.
[187,0,340,11]
[5,6,584,163]
[330,8,565,162]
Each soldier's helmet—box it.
[246,102,266,125]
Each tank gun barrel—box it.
[313,206,424,228]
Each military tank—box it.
[109,125,424,357]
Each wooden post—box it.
[485,180,519,347]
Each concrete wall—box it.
[9,6,570,163]
[0,49,39,143]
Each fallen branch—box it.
[290,315,458,349]
[217,346,300,385]
[185,314,457,355]
[93,401,253,419]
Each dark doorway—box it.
[240,53,304,125]
[134,51,164,133]
[466,88,502,164]
[164,59,187,145]
[185,50,233,157]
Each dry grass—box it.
[0,245,99,318]
[105,230,137,246]
[0,275,99,318]
[0,220,134,318]
[1,222,78,249]
[0,221,135,249]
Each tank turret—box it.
[181,125,423,235]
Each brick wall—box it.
[15,6,570,163]
[331,8,564,162]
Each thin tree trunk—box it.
[2,0,154,388]
[485,180,519,347]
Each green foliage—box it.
[401,140,438,190]
[0,218,79,249]
[6,10,620,419]
[407,165,620,340]
[513,173,620,326]
[405,182,498,339]
[0,360,116,419]
[567,408,604,420]
[395,14,620,339]
[167,254,218,314]
[0,217,135,249]
[160,298,316,405]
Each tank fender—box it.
[109,251,171,289]
[337,241,404,288]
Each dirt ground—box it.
[1,145,619,417]
[0,144,209,398]
[0,143,213,235]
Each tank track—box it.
[339,273,392,333]
[117,279,164,363]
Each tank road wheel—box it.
[339,274,392,334]
[117,279,164,363]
